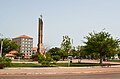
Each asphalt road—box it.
[0,73,120,79]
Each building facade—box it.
[12,35,33,58]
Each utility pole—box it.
[0,33,3,57]
[0,40,3,57]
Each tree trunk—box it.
[100,54,103,64]
[78,56,82,63]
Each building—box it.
[32,47,37,55]
[12,35,33,58]
[5,50,18,59]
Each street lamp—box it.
[0,33,3,57]
[0,39,3,57]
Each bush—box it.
[3,58,12,67]
[31,54,39,61]
[38,54,45,63]
[37,54,53,67]
[0,57,12,69]
[52,55,61,61]
[0,63,5,69]
[41,61,50,67]
[52,61,57,65]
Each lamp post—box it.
[0,33,3,57]
[0,40,3,57]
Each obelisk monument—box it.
[37,15,44,55]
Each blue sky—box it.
[0,0,120,47]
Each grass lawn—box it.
[56,63,111,67]
[9,62,120,67]
[109,60,120,62]
[11,63,41,67]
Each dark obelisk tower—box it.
[37,15,44,55]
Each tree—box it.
[76,45,88,63]
[69,46,78,57]
[13,52,23,59]
[117,47,120,59]
[84,30,120,64]
[60,35,72,60]
[47,47,62,61]
[0,38,20,56]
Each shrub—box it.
[41,61,50,67]
[38,54,45,63]
[31,54,39,61]
[0,63,5,69]
[37,54,53,67]
[3,58,12,67]
[52,55,61,61]
[0,57,12,69]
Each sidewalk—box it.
[1,66,120,76]
[1,59,120,76]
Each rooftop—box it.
[15,35,32,39]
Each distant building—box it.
[32,47,37,55]
[12,35,33,58]
[5,50,18,59]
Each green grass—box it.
[56,63,120,67]
[11,63,41,67]
[11,63,56,67]
[56,63,100,67]
[9,62,120,68]
[109,60,120,62]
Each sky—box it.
[0,0,120,48]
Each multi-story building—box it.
[12,35,33,58]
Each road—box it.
[0,73,120,79]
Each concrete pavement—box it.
[1,59,120,76]
[1,66,120,76]
[1,73,120,79]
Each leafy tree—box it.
[60,35,72,60]
[70,46,78,57]
[0,38,20,56]
[117,47,120,59]
[47,47,62,61]
[76,45,88,62]
[13,53,23,59]
[84,30,120,64]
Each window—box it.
[28,42,30,44]
[28,48,30,50]
[22,38,24,40]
